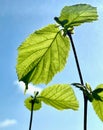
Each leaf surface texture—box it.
[16,24,70,85]
[39,84,79,110]
[59,4,98,27]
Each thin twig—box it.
[67,30,88,130]
[29,100,34,130]
[29,92,39,130]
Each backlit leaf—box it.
[24,96,42,111]
[39,84,79,110]
[92,84,103,121]
[16,24,70,85]
[58,4,98,28]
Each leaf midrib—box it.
[21,30,61,80]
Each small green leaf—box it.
[54,17,68,27]
[84,90,93,102]
[59,4,98,28]
[92,84,103,121]
[93,88,103,94]
[72,82,93,102]
[24,96,42,111]
[72,83,84,91]
[85,83,92,93]
[39,84,79,110]
[92,84,103,101]
[16,24,70,85]
[92,93,103,101]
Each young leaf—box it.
[92,84,103,121]
[39,84,79,110]
[84,90,93,102]
[54,17,68,27]
[16,24,70,85]
[93,88,103,94]
[58,4,98,28]
[72,83,84,91]
[85,83,92,93]
[24,96,42,111]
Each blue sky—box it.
[0,0,103,130]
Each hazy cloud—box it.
[0,119,17,128]
[14,80,42,95]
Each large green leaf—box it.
[39,84,79,110]
[92,84,103,121]
[16,24,70,85]
[58,4,98,28]
[24,96,42,111]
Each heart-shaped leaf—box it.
[39,84,79,110]
[16,24,70,85]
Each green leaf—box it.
[72,83,84,90]
[58,4,98,28]
[85,83,92,93]
[39,84,79,110]
[92,84,103,121]
[16,24,70,85]
[84,90,93,102]
[93,88,103,94]
[92,84,103,101]
[54,17,68,27]
[24,96,42,111]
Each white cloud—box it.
[0,119,17,128]
[14,80,42,95]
